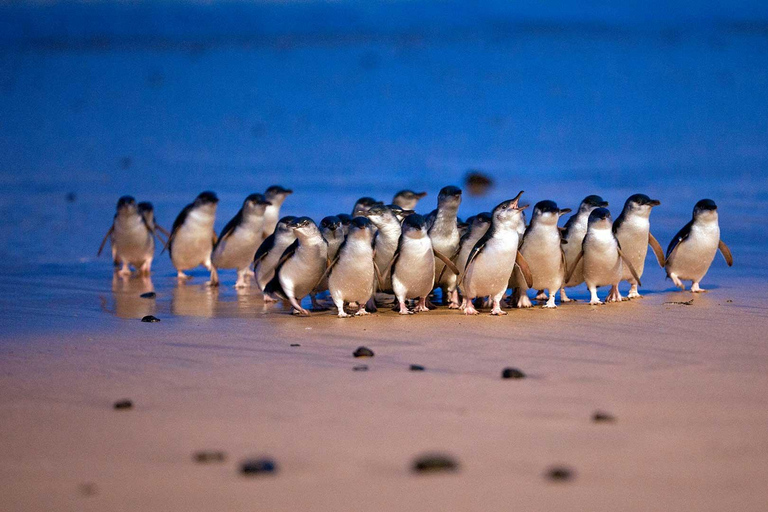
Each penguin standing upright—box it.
[613,194,665,298]
[428,186,463,308]
[98,196,155,276]
[167,191,219,283]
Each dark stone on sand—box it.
[353,365,368,371]
[78,483,97,496]
[501,367,526,379]
[290,343,301,347]
[546,466,574,481]
[241,458,277,475]
[353,346,374,358]
[113,399,133,410]
[592,411,616,423]
[140,292,156,299]
[413,454,459,473]
[141,315,160,323]
[410,365,425,371]
[194,451,226,463]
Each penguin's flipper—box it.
[156,224,171,238]
[564,250,583,283]
[97,226,114,256]
[253,233,276,265]
[212,232,218,246]
[433,249,460,275]
[263,273,287,301]
[276,240,299,268]
[560,248,568,277]
[617,247,642,287]
[648,232,665,267]
[372,260,386,290]
[718,240,734,267]
[213,209,242,252]
[310,254,340,292]
[665,220,693,263]
[515,251,534,289]
[460,231,492,285]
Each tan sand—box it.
[2,283,768,511]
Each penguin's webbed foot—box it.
[516,294,533,309]
[463,302,480,315]
[490,309,507,316]
[589,299,605,306]
[535,290,548,301]
[355,308,371,317]
[690,283,707,293]
[293,307,311,316]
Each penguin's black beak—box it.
[600,200,609,207]
[415,192,427,199]
[510,190,525,209]
[558,208,572,216]
[648,199,661,207]
[258,199,273,206]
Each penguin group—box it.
[100,186,733,316]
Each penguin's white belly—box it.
[263,207,279,237]
[172,217,214,270]
[329,249,375,304]
[521,235,563,291]
[667,225,719,281]
[212,227,262,270]
[464,241,516,298]
[583,240,622,288]
[563,224,587,286]
[392,241,435,299]
[280,247,327,299]
[112,217,153,265]
[616,221,649,281]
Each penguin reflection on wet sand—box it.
[254,216,296,296]
[264,217,328,316]
[262,186,293,239]
[211,193,272,288]
[460,192,533,315]
[167,191,219,283]
[560,195,609,302]
[565,208,642,305]
[665,199,733,292]
[613,194,665,298]
[98,196,156,276]
[392,190,427,211]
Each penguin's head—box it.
[116,195,137,214]
[352,197,383,216]
[265,185,293,205]
[336,213,352,226]
[320,215,342,233]
[588,207,613,229]
[472,212,493,228]
[533,200,570,225]
[437,186,462,208]
[363,204,398,227]
[348,216,373,240]
[693,199,718,221]
[386,204,415,223]
[194,191,219,209]
[275,216,297,235]
[623,194,661,217]
[394,189,427,204]
[289,216,319,238]
[580,195,609,212]
[244,193,272,214]
[402,213,428,238]
[493,191,527,225]
[137,201,155,222]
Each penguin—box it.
[387,205,415,223]
[253,215,297,295]
[364,204,404,293]
[613,194,665,298]
[665,199,733,292]
[513,201,571,309]
[560,195,609,301]
[210,193,272,288]
[264,217,328,315]
[565,208,642,305]
[428,185,463,308]
[392,190,427,210]
[98,196,155,276]
[137,202,171,248]
[310,215,344,308]
[460,192,533,315]
[391,214,436,314]
[454,212,492,310]
[352,197,384,217]
[262,185,293,239]
[321,216,379,317]
[166,191,219,282]
[336,213,353,236]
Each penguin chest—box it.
[329,247,375,303]
[521,230,563,290]
[392,239,435,299]
[112,216,153,264]
[465,237,517,297]
[213,223,263,270]
[616,219,650,280]
[281,245,327,299]
[668,224,719,280]
[583,234,622,287]
[172,212,215,269]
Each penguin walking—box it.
[454,213,492,310]
[565,208,642,305]
[98,196,156,276]
[460,192,532,315]
[211,193,272,288]
[264,217,328,316]
[428,186,463,308]
[327,217,377,318]
[392,190,427,210]
[254,216,296,296]
[613,194,665,298]
[514,201,571,308]
[665,199,733,292]
[166,191,219,283]
[311,215,344,309]
[137,201,171,248]
[560,195,610,301]
[262,186,293,239]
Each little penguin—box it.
[613,194,665,298]
[454,212,492,310]
[211,193,272,288]
[166,191,219,283]
[98,196,155,276]
[264,217,328,315]
[137,201,170,249]
[352,197,384,217]
[391,214,436,314]
[327,217,377,318]
[262,185,293,239]
[665,199,733,292]
[336,213,353,236]
[565,208,642,305]
[387,204,415,223]
[253,215,297,296]
[560,195,610,301]
[364,204,404,293]
[310,215,344,308]
[515,201,572,308]
[428,186,463,308]
[392,190,427,210]
[460,192,533,315]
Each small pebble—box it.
[194,451,227,463]
[592,411,616,423]
[353,346,374,358]
[141,315,160,323]
[290,343,301,347]
[413,454,459,473]
[546,466,574,481]
[501,367,526,379]
[113,399,133,410]
[78,483,97,496]
[410,364,425,371]
[353,365,369,371]
[241,458,277,475]
[140,292,156,299]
